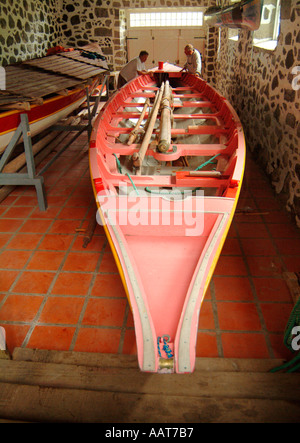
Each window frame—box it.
[126,8,205,30]
[253,0,281,51]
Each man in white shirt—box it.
[182,44,202,76]
[117,51,149,88]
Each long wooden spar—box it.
[132,82,164,172]
[158,80,173,153]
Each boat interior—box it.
[92,71,244,200]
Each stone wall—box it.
[0,0,299,226]
[0,0,60,66]
[55,0,215,72]
[213,1,300,227]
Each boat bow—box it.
[90,68,245,373]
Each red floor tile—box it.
[221,333,270,358]
[274,238,300,255]
[13,271,55,294]
[252,277,293,302]
[221,238,242,255]
[217,302,262,331]
[38,297,85,324]
[267,223,300,239]
[260,303,294,333]
[62,252,100,272]
[235,222,270,239]
[27,250,65,271]
[213,276,254,301]
[73,327,122,353]
[49,219,80,234]
[3,206,33,218]
[0,270,20,292]
[7,233,41,250]
[122,329,137,355]
[0,294,43,322]
[0,323,30,354]
[29,207,61,219]
[198,301,215,330]
[0,250,32,269]
[51,272,92,296]
[98,252,119,273]
[196,332,219,357]
[214,256,248,276]
[91,274,126,298]
[240,238,277,256]
[268,333,296,359]
[27,325,76,351]
[58,206,89,220]
[20,219,52,233]
[0,219,24,232]
[282,255,300,272]
[82,298,127,327]
[246,256,283,277]
[71,235,105,252]
[0,233,10,248]
[38,234,74,251]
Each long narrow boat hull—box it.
[90,66,246,373]
[0,81,98,153]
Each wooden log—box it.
[189,170,222,177]
[133,83,164,172]
[158,80,173,153]
[127,98,150,145]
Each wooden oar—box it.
[127,98,150,145]
[158,80,173,153]
[133,83,164,172]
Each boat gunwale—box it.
[89,68,246,373]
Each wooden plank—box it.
[0,382,299,423]
[0,358,299,402]
[12,348,285,372]
[5,66,80,98]
[1,350,299,423]
[58,50,108,71]
[23,55,105,80]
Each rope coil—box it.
[157,335,173,359]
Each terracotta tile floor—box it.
[0,131,299,363]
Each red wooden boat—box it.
[0,46,108,153]
[90,64,246,373]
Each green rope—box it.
[113,153,122,173]
[194,153,220,171]
[270,297,300,373]
[126,172,139,196]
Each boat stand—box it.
[0,76,108,211]
[50,79,108,141]
[0,114,47,211]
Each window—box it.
[253,0,281,50]
[228,0,240,41]
[128,9,204,28]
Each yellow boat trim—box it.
[0,87,86,137]
[88,151,132,307]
